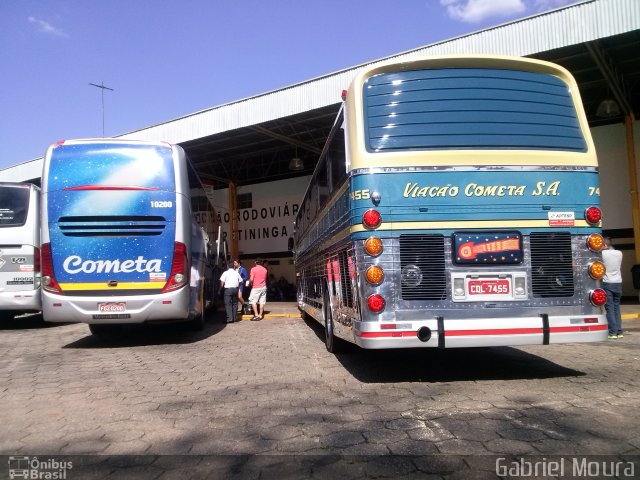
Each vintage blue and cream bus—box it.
[294,55,608,352]
[41,139,219,334]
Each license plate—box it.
[98,302,126,313]
[468,279,510,295]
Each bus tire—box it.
[189,306,206,331]
[0,311,16,321]
[324,292,347,353]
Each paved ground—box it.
[1,306,639,478]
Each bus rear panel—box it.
[0,183,41,318]
[294,56,607,350]
[41,140,201,325]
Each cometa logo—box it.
[63,255,163,274]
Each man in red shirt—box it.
[248,258,268,321]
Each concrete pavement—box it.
[1,306,639,478]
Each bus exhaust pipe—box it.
[417,327,431,342]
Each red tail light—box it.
[34,246,41,273]
[367,294,385,313]
[589,288,607,307]
[40,243,62,294]
[584,207,602,225]
[585,206,602,225]
[363,209,382,229]
[162,242,189,293]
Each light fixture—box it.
[289,146,304,171]
[596,98,621,118]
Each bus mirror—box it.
[287,237,295,252]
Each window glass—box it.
[0,185,29,226]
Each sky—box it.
[0,0,580,170]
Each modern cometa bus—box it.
[0,183,41,320]
[293,55,609,352]
[41,139,220,334]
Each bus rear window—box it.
[0,185,29,226]
[363,68,587,153]
[48,143,175,192]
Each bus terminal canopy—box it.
[2,0,639,188]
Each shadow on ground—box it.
[303,316,585,383]
[62,309,228,349]
[0,312,69,330]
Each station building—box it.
[1,0,639,295]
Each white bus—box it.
[0,183,41,320]
[41,139,218,334]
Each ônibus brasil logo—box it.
[62,255,162,274]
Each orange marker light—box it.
[588,261,606,280]
[587,233,604,251]
[366,266,384,285]
[364,237,383,256]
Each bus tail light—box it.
[589,288,607,307]
[585,206,602,225]
[40,243,62,294]
[362,209,382,229]
[366,266,384,285]
[162,242,189,293]
[364,237,383,256]
[34,247,41,273]
[367,294,385,313]
[586,233,604,252]
[588,261,606,280]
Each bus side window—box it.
[329,122,347,191]
[318,156,329,210]
[186,157,207,214]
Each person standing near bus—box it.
[602,237,623,339]
[248,258,268,321]
[218,262,243,324]
[234,258,250,314]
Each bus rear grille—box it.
[530,232,574,297]
[58,216,166,237]
[399,235,446,300]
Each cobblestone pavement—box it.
[1,311,639,478]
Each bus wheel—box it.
[189,307,205,331]
[324,293,346,353]
[0,311,16,321]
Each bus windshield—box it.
[0,184,29,226]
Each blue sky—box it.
[0,0,578,170]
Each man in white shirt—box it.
[218,262,244,324]
[602,237,623,339]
